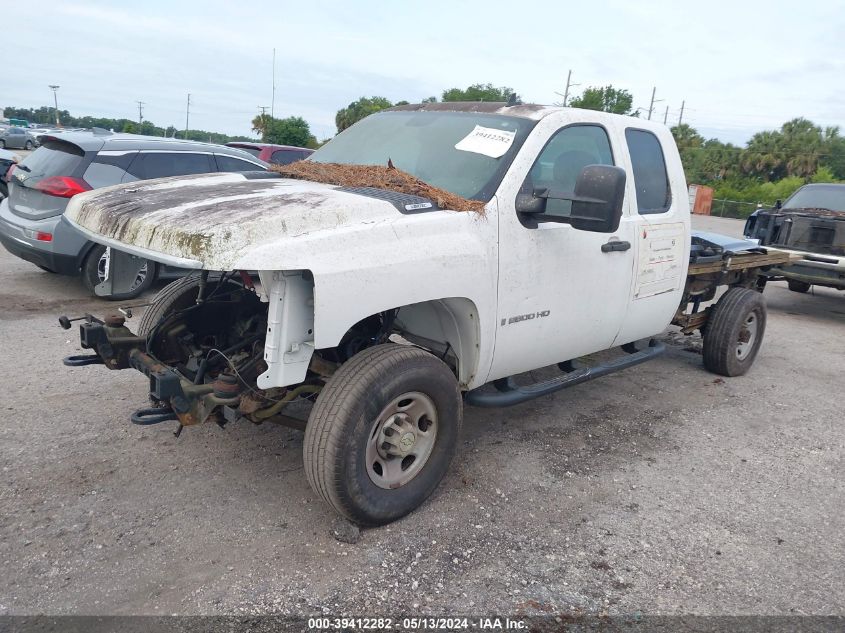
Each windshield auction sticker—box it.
[454,125,516,158]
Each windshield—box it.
[233,146,261,158]
[14,139,85,189]
[310,110,536,200]
[783,185,845,212]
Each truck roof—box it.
[388,101,667,129]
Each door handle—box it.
[601,240,631,253]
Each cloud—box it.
[5,0,843,145]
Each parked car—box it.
[0,148,20,199]
[744,183,845,292]
[0,131,267,299]
[225,142,313,165]
[30,127,63,145]
[0,127,37,150]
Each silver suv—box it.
[0,130,267,299]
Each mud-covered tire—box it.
[82,244,156,301]
[702,287,766,377]
[304,344,462,526]
[787,279,811,293]
[137,274,206,338]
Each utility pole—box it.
[48,85,60,126]
[663,105,669,125]
[556,69,580,107]
[678,100,685,126]
[258,106,269,116]
[647,87,663,120]
[184,93,191,139]
[136,101,145,126]
[271,48,276,118]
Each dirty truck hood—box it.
[64,172,425,270]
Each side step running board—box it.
[465,340,665,408]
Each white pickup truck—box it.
[59,103,793,526]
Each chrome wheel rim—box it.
[97,247,148,292]
[736,312,758,360]
[366,391,438,489]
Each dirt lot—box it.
[0,216,842,618]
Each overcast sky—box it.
[5,0,843,144]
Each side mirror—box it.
[516,164,626,233]
[514,192,546,214]
[569,164,626,233]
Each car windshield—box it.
[309,110,536,200]
[783,185,845,212]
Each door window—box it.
[127,152,213,180]
[270,149,305,165]
[522,125,614,218]
[215,155,263,172]
[84,152,138,187]
[625,129,671,214]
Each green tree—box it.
[265,116,317,148]
[441,84,518,103]
[670,123,704,182]
[251,113,273,139]
[335,96,394,133]
[741,118,832,181]
[568,85,634,115]
[822,134,845,179]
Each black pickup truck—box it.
[744,183,845,292]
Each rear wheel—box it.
[304,344,462,526]
[702,287,767,377]
[82,244,156,301]
[787,279,811,293]
[0,140,5,149]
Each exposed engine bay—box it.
[61,272,397,434]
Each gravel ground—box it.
[0,216,842,618]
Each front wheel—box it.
[25,140,33,150]
[702,287,767,377]
[82,244,156,300]
[304,344,462,526]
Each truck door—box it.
[488,122,637,382]
[612,127,690,345]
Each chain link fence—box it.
[709,198,769,219]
